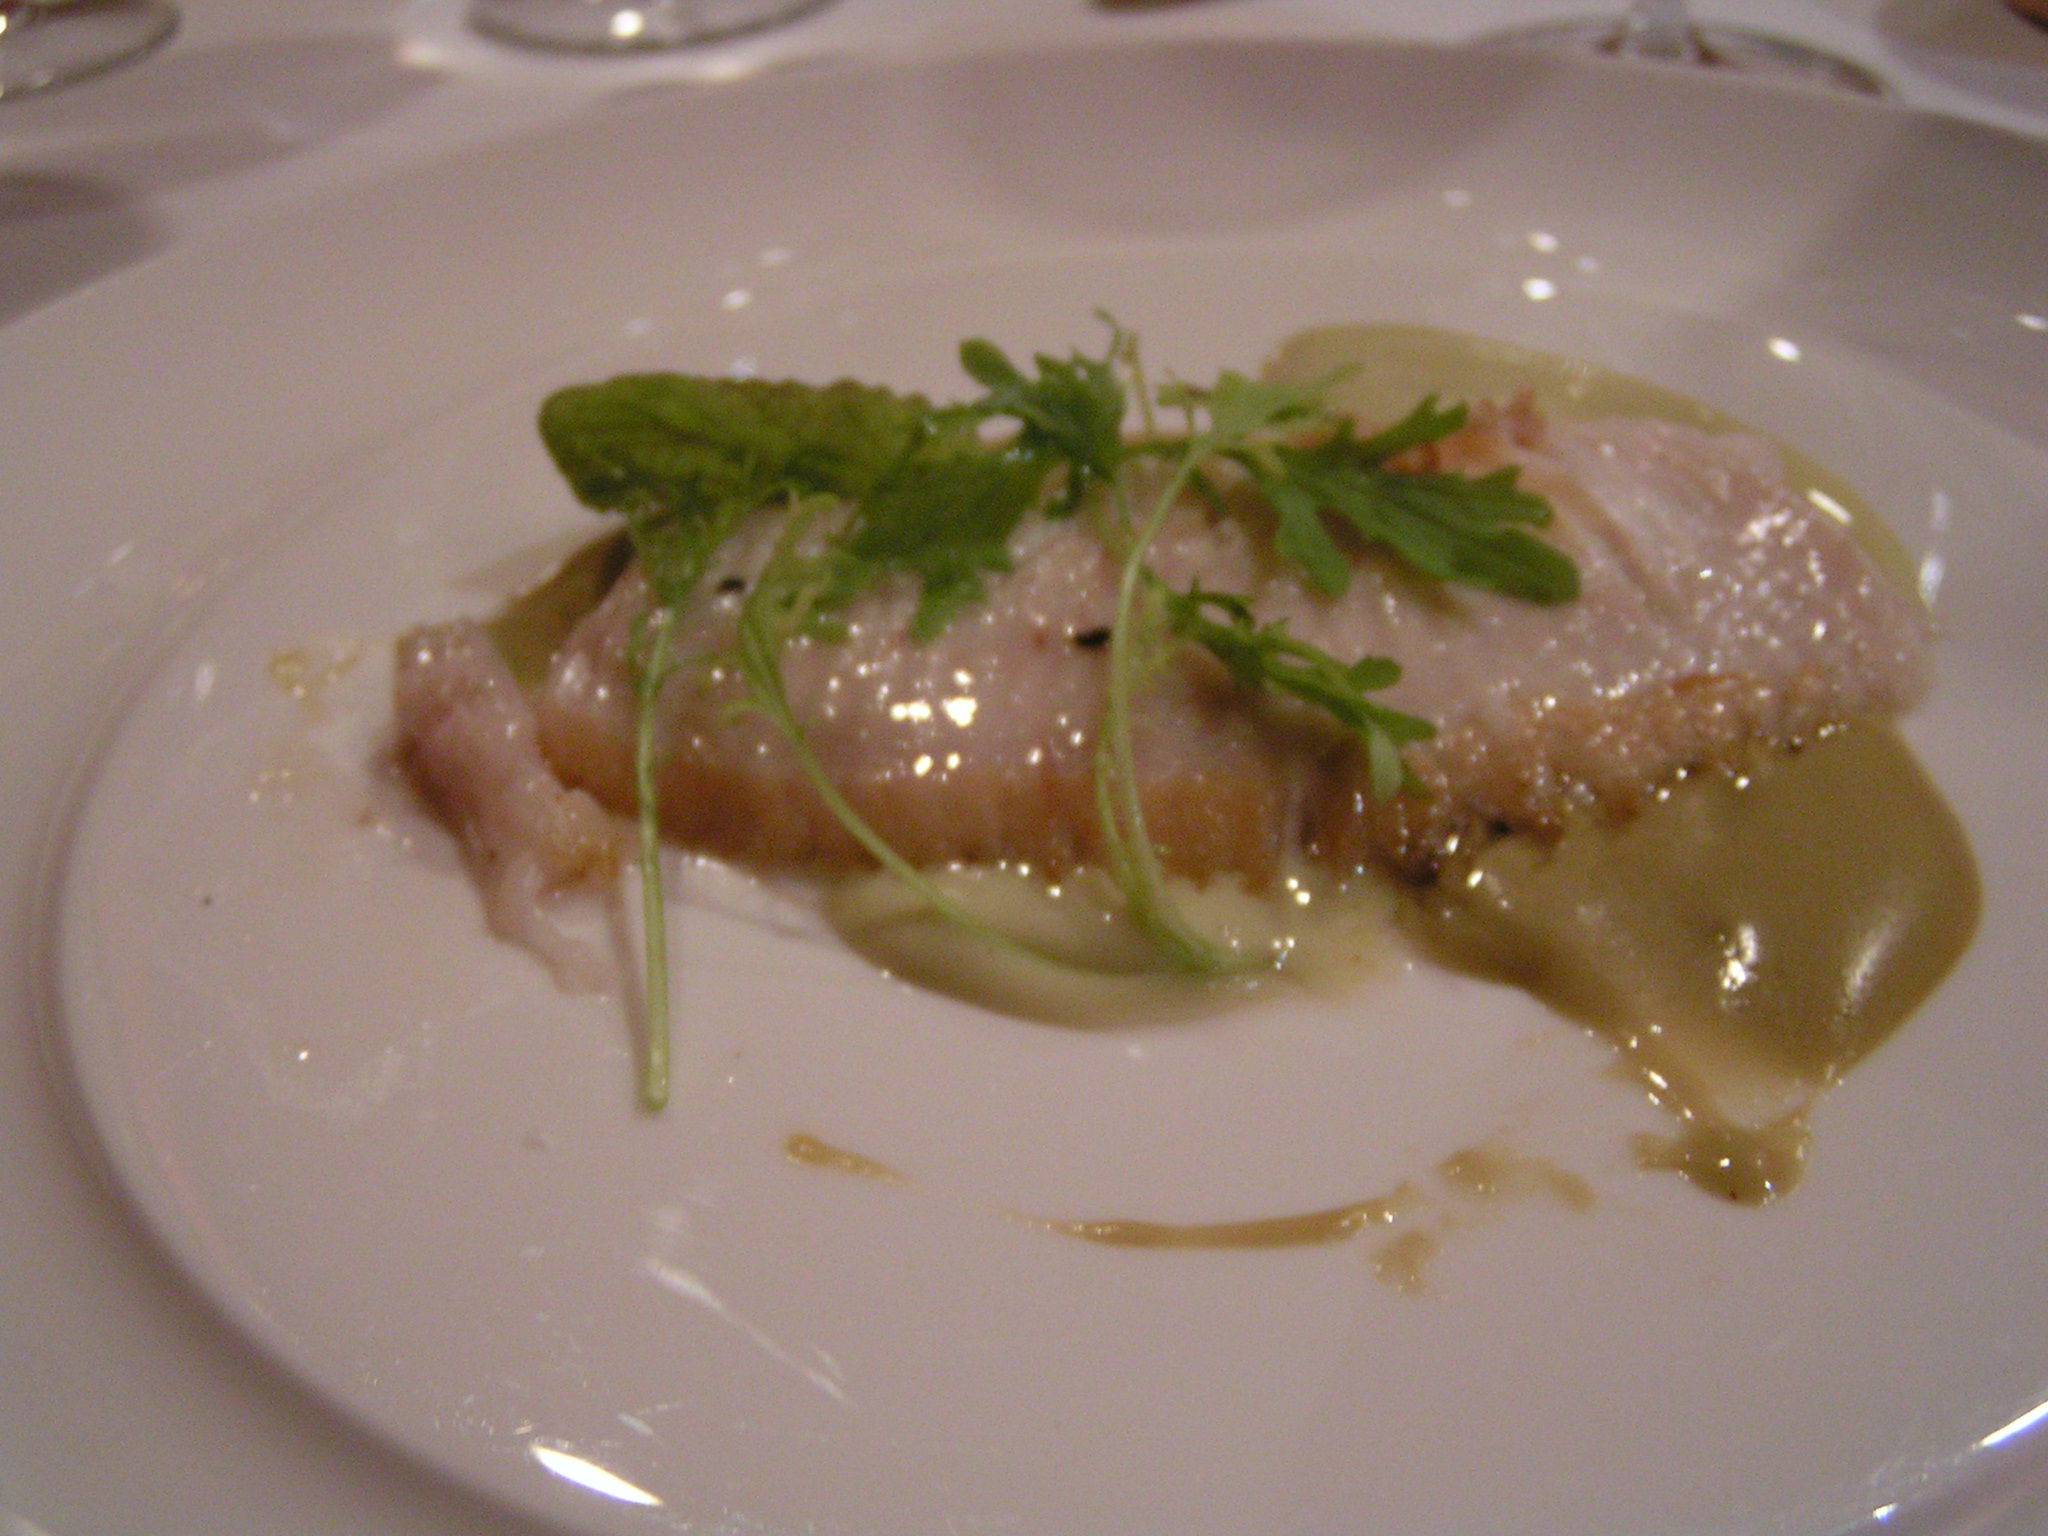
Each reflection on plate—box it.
[38,37,2048,1536]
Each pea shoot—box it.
[534,321,1577,1108]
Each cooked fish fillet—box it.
[394,620,623,985]
[508,406,1928,883]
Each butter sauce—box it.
[1017,1194,1413,1251]
[783,1132,906,1184]
[823,726,1977,1203]
[823,861,1397,1026]
[785,1128,1595,1291]
[1407,724,1978,1202]
[1024,1142,1595,1275]
[482,324,1978,1208]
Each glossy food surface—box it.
[32,38,2048,1536]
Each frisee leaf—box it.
[1351,393,1468,462]
[1227,396,1578,604]
[1163,583,1433,800]
[1277,446,1577,603]
[1262,474,1350,600]
[1158,369,1326,443]
[728,499,1142,975]
[531,325,1585,1105]
[539,373,929,606]
[958,329,1127,512]
[831,434,1045,641]
[1091,368,1343,976]
[537,375,924,1107]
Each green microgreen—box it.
[530,324,1580,1107]
[1225,397,1579,603]
[725,498,1083,974]
[958,324,1129,512]
[1093,369,1337,973]
[630,605,678,1110]
[1163,583,1433,801]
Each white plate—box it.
[15,37,2048,1536]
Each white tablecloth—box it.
[2,0,2044,340]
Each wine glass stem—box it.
[1618,0,1702,59]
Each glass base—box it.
[1481,15,1891,98]
[0,0,178,99]
[468,0,833,53]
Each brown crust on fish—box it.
[405,404,1930,896]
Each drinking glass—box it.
[1483,0,1889,96]
[468,0,833,52]
[0,0,177,99]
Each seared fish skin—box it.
[514,408,1927,882]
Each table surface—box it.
[3,3,2046,1534]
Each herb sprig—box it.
[1164,584,1432,801]
[1225,400,1578,605]
[535,323,1579,1107]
